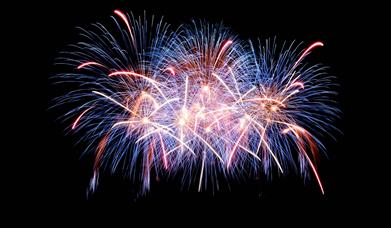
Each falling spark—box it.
[71,107,94,130]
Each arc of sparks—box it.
[165,67,176,76]
[77,62,104,69]
[227,122,251,168]
[114,10,136,47]
[185,126,224,163]
[283,127,324,194]
[214,40,233,67]
[248,117,284,173]
[108,71,169,101]
[293,41,324,69]
[72,106,94,130]
[92,91,139,116]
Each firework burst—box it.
[52,10,339,195]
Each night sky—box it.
[14,0,379,224]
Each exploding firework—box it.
[52,10,339,195]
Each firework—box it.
[53,10,339,195]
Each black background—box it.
[13,0,380,224]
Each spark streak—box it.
[77,62,104,69]
[227,122,250,168]
[114,9,136,46]
[293,41,324,68]
[72,107,93,130]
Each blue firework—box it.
[52,10,339,195]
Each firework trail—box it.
[53,10,339,195]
